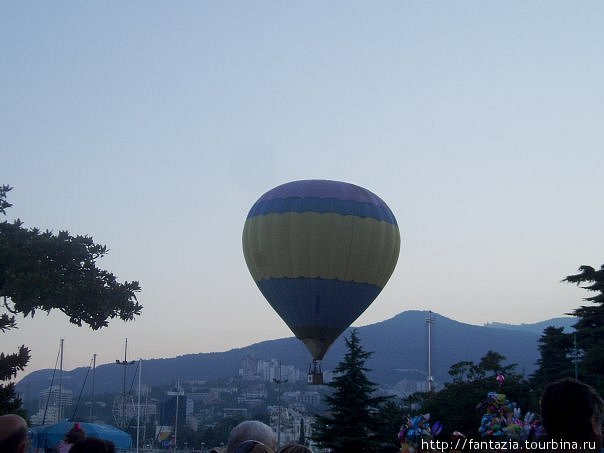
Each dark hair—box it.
[0,426,27,453]
[234,439,274,453]
[70,437,116,453]
[540,378,604,441]
[276,443,312,453]
[64,423,86,444]
[233,440,275,453]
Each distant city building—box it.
[283,391,321,407]
[240,356,260,380]
[237,391,266,405]
[223,408,248,419]
[268,406,315,446]
[159,394,186,426]
[30,386,73,425]
[389,379,431,397]
[188,391,211,402]
[112,394,137,429]
[240,357,303,383]
[186,414,200,431]
[181,379,207,389]
[136,400,158,418]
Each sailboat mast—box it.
[90,353,97,422]
[174,380,180,449]
[58,338,64,422]
[137,359,142,453]
[123,339,128,427]
[115,338,135,429]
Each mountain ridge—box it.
[15,310,571,400]
[483,317,576,334]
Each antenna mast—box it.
[426,311,434,392]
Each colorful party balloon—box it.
[431,421,444,437]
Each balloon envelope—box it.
[242,180,400,360]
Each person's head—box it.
[540,378,603,448]
[70,437,116,453]
[226,421,277,453]
[64,422,86,444]
[276,443,312,453]
[0,414,28,453]
[234,440,274,453]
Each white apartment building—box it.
[30,386,74,425]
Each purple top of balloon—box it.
[259,180,385,205]
[248,180,398,225]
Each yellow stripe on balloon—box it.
[242,212,400,287]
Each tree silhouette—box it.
[312,329,389,452]
[0,185,142,414]
[564,264,604,393]
[406,351,533,438]
[531,326,574,392]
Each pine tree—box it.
[564,264,604,393]
[312,329,389,452]
[531,326,574,391]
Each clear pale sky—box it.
[2,1,602,379]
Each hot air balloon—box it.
[242,180,400,384]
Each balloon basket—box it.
[307,360,323,385]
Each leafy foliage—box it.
[373,399,407,448]
[0,185,142,415]
[0,224,142,329]
[406,351,536,438]
[0,347,30,380]
[312,330,391,452]
[563,264,604,394]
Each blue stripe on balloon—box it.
[255,277,383,330]
[247,197,397,225]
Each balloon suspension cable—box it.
[308,359,324,385]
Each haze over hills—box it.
[483,317,576,334]
[16,311,570,400]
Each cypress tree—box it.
[531,326,574,391]
[312,329,389,452]
[564,264,604,393]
